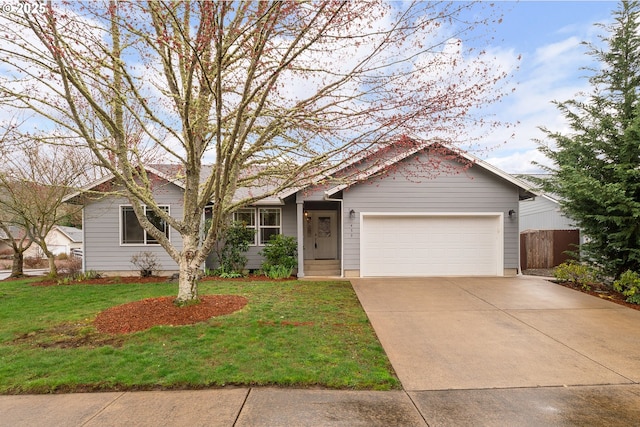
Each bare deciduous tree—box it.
[0,137,88,277]
[0,1,513,302]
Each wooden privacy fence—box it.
[520,229,580,270]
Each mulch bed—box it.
[94,295,248,334]
[522,269,639,311]
[553,280,640,311]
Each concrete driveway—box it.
[351,276,640,392]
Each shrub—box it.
[23,256,46,269]
[62,256,83,276]
[55,270,102,286]
[260,234,297,279]
[130,251,161,277]
[554,261,598,290]
[217,221,254,276]
[613,270,640,304]
[263,264,293,280]
[56,252,69,261]
[219,271,243,279]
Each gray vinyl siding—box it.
[83,184,184,273]
[519,197,577,231]
[242,203,297,270]
[339,157,521,271]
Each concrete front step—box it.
[304,260,341,276]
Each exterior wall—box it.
[339,155,521,274]
[519,196,576,231]
[205,202,297,271]
[83,182,184,274]
[243,202,297,270]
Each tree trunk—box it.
[11,251,24,277]
[174,234,201,305]
[175,259,199,305]
[47,254,57,277]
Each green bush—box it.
[55,270,102,285]
[219,270,243,279]
[613,270,640,304]
[217,221,255,276]
[554,261,598,290]
[263,264,293,280]
[260,234,297,278]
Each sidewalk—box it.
[2,385,640,426]
[0,269,49,281]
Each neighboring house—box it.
[0,228,13,253]
[67,143,535,277]
[518,174,578,232]
[517,174,581,269]
[0,225,30,253]
[24,225,83,258]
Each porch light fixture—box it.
[508,209,516,218]
[349,209,355,218]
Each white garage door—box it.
[360,213,503,277]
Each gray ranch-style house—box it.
[70,143,535,278]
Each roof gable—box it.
[321,141,536,200]
[66,139,537,205]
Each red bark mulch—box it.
[14,275,286,335]
[94,294,248,334]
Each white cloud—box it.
[485,148,553,175]
[477,19,604,173]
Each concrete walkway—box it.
[0,269,49,281]
[2,276,640,426]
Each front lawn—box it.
[0,277,399,394]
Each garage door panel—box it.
[361,214,502,277]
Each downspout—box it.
[323,195,344,278]
[81,207,86,273]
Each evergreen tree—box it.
[538,1,640,278]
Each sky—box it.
[0,1,621,176]
[481,1,618,174]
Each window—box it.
[121,205,169,245]
[258,208,281,245]
[229,207,281,246]
[233,208,257,246]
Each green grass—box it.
[0,278,399,394]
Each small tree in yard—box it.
[537,1,640,279]
[0,2,513,304]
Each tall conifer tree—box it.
[538,1,640,278]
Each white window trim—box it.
[233,208,258,246]
[120,205,171,246]
[258,207,282,246]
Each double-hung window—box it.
[121,205,169,245]
[232,208,257,246]
[232,207,281,245]
[258,208,281,245]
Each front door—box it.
[304,210,338,260]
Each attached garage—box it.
[360,213,504,277]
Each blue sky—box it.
[0,1,620,176]
[481,1,618,173]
